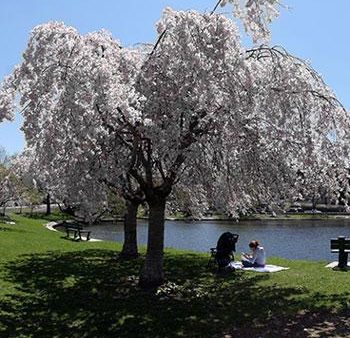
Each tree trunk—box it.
[119,199,139,259]
[312,195,317,210]
[45,193,51,215]
[139,196,166,289]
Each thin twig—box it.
[211,0,223,15]
[150,29,167,57]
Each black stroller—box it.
[208,232,239,271]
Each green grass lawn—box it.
[0,214,350,337]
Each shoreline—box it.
[160,213,350,222]
[40,213,350,226]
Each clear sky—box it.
[0,0,349,155]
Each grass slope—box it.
[0,214,349,337]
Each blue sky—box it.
[0,0,349,155]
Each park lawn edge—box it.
[0,213,350,338]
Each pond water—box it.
[88,218,350,262]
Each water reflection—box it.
[88,219,350,261]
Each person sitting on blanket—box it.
[241,240,266,268]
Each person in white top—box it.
[241,240,266,267]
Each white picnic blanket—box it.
[229,262,289,272]
[325,261,350,268]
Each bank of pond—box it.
[88,218,350,262]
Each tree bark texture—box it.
[139,196,166,288]
[119,199,139,259]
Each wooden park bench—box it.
[64,222,91,241]
[330,236,350,269]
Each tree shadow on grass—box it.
[0,227,14,232]
[0,250,349,338]
[0,226,26,233]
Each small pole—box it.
[337,236,348,269]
